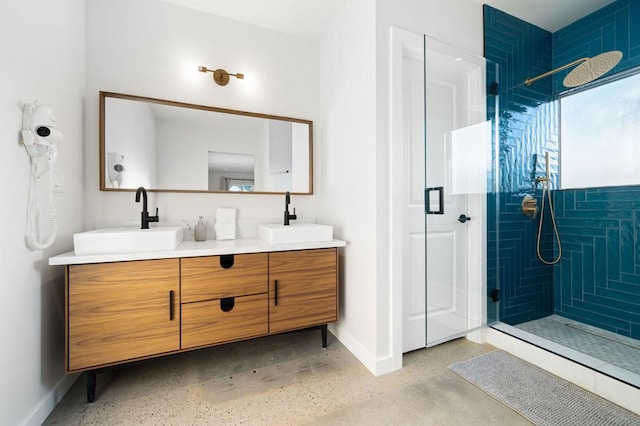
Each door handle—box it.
[169,290,175,321]
[425,187,444,215]
[274,280,278,306]
[458,214,471,223]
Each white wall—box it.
[156,120,259,190]
[319,0,484,375]
[0,1,85,424]
[266,121,293,191]
[319,0,379,371]
[85,0,322,231]
[291,123,310,192]
[106,98,157,188]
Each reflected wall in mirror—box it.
[100,91,313,194]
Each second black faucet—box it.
[135,186,159,229]
[284,191,297,226]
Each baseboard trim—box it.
[23,373,79,426]
[329,324,400,376]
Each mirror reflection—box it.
[100,91,313,194]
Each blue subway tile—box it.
[582,244,595,294]
[632,323,640,339]
[620,220,635,273]
[583,293,640,322]
[586,189,640,201]
[571,252,583,300]
[619,273,640,285]
[607,280,640,298]
[607,228,621,280]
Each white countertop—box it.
[49,238,347,266]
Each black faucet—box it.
[284,191,297,226]
[135,187,159,229]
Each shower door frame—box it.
[390,27,490,358]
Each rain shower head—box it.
[524,50,623,88]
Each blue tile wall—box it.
[484,5,556,324]
[483,6,559,195]
[485,1,640,339]
[554,187,640,338]
[552,0,640,339]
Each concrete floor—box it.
[44,330,532,425]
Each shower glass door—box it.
[424,37,497,347]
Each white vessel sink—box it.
[73,227,183,255]
[258,223,333,244]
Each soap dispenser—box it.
[194,216,207,241]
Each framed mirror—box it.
[99,91,313,194]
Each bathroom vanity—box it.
[50,239,345,402]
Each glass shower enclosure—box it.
[400,33,499,352]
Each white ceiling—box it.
[162,0,616,38]
[161,0,348,40]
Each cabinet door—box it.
[269,248,338,333]
[67,259,180,371]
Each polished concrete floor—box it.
[44,331,532,425]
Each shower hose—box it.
[536,178,562,265]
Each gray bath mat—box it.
[449,350,640,426]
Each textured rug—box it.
[449,350,640,426]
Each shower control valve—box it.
[522,195,538,219]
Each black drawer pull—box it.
[169,290,175,321]
[274,280,278,306]
[220,297,235,312]
[220,255,234,269]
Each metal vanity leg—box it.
[321,324,328,348]
[86,370,96,403]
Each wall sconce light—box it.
[198,66,244,86]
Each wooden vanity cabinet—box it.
[66,259,180,371]
[269,248,338,334]
[63,247,339,401]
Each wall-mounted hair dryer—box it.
[19,101,63,162]
[18,100,64,250]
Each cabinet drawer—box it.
[181,253,268,303]
[181,294,268,349]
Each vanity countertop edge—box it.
[49,238,347,266]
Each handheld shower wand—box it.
[535,152,562,265]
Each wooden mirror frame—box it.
[99,91,313,194]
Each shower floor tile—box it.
[514,315,640,376]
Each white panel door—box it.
[401,35,490,353]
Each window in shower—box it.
[560,68,640,189]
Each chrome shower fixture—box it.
[525,50,623,88]
[198,66,244,86]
